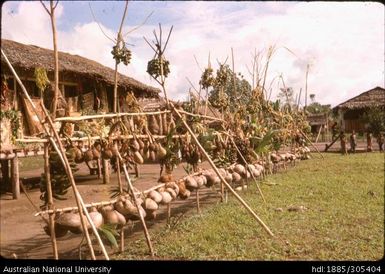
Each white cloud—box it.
[2,1,384,107]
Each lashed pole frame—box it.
[44,143,58,259]
[224,132,266,203]
[170,103,274,237]
[116,151,155,257]
[1,49,109,260]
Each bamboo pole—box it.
[35,170,205,216]
[97,158,102,179]
[44,143,58,259]
[117,151,155,257]
[171,104,274,237]
[53,109,222,123]
[196,190,201,214]
[42,110,98,260]
[2,48,101,260]
[102,159,110,184]
[115,143,125,253]
[226,133,266,203]
[166,203,171,224]
[1,50,113,260]
[16,133,189,144]
[300,130,324,159]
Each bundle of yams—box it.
[65,135,169,168]
[44,163,265,238]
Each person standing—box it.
[378,133,384,152]
[340,131,348,155]
[366,132,373,152]
[350,130,357,153]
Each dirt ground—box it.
[0,140,377,259]
[0,160,219,259]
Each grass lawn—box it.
[117,152,384,261]
[19,156,44,172]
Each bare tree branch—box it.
[123,11,154,37]
[40,1,51,15]
[88,3,115,43]
[53,0,59,10]
[162,25,173,53]
[143,36,157,53]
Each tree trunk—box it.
[50,1,59,119]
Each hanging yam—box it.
[148,115,160,134]
[160,191,173,204]
[148,190,163,203]
[156,143,167,159]
[205,172,220,187]
[246,171,251,179]
[138,139,145,150]
[224,173,233,184]
[130,139,140,151]
[56,212,81,229]
[144,198,159,212]
[125,204,147,220]
[194,176,204,188]
[166,188,177,199]
[185,176,198,190]
[177,180,188,198]
[84,150,94,162]
[234,164,246,175]
[73,147,84,163]
[83,211,104,230]
[232,172,242,184]
[101,208,126,226]
[133,151,144,164]
[150,150,156,161]
[44,223,68,238]
[179,189,191,200]
[252,168,261,178]
[165,182,179,195]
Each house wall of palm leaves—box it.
[1,39,160,138]
[333,86,385,133]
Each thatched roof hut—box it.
[1,39,160,98]
[333,86,385,133]
[333,86,385,111]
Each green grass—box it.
[117,153,384,261]
[19,156,44,172]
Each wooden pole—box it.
[226,133,266,203]
[171,104,274,237]
[196,190,201,214]
[97,158,102,179]
[1,48,108,260]
[35,169,205,216]
[115,142,125,253]
[44,143,58,259]
[11,156,20,200]
[118,152,155,257]
[166,203,171,224]
[102,159,110,184]
[300,130,324,159]
[43,114,97,260]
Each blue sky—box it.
[2,1,384,106]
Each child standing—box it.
[350,130,357,153]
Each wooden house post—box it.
[11,156,20,199]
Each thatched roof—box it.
[334,86,385,110]
[307,113,328,126]
[1,39,160,97]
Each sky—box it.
[1,1,384,107]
